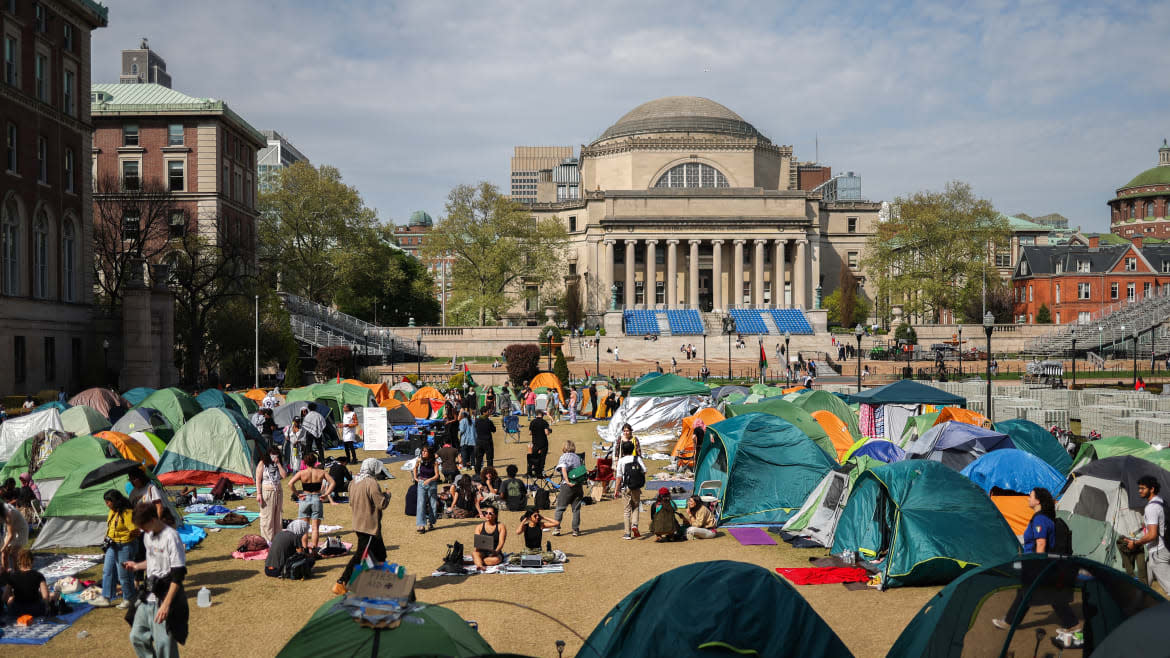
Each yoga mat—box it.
[727,527,777,546]
[0,604,93,645]
[775,567,870,585]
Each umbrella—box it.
[80,459,147,489]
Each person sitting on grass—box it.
[450,475,483,519]
[649,487,682,542]
[516,506,559,551]
[682,496,717,540]
[2,549,63,617]
[324,456,353,503]
[472,506,507,571]
[500,464,528,512]
[478,467,501,503]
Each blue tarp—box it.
[851,440,906,463]
[960,449,1066,495]
[906,421,1014,470]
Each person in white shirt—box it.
[261,388,280,409]
[1128,475,1170,593]
[21,395,35,410]
[615,437,646,540]
[552,441,584,537]
[125,502,188,657]
[341,403,360,463]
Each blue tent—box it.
[35,401,70,413]
[959,449,1066,495]
[122,387,156,406]
[905,421,1014,471]
[846,379,965,406]
[195,388,244,415]
[851,440,906,463]
[995,418,1073,474]
[635,371,663,383]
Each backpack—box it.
[623,459,646,490]
[439,541,466,574]
[533,488,551,510]
[1051,517,1073,555]
[237,534,268,553]
[503,478,527,511]
[405,483,418,516]
[319,536,346,557]
[282,553,313,580]
[210,476,233,500]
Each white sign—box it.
[361,407,388,452]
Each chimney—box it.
[1133,236,1144,249]
[1088,235,1100,248]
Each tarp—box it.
[68,387,129,422]
[843,439,906,464]
[111,407,175,443]
[811,410,854,462]
[155,408,265,486]
[832,460,1020,587]
[888,554,1163,658]
[671,408,725,467]
[846,379,965,407]
[133,388,202,432]
[995,418,1074,474]
[694,413,837,525]
[59,404,112,436]
[243,388,268,402]
[0,409,65,462]
[724,399,835,460]
[0,429,71,481]
[93,430,156,465]
[529,372,566,403]
[628,373,709,398]
[960,449,1066,495]
[904,421,1014,471]
[121,387,156,406]
[990,495,1034,536]
[579,561,850,658]
[792,390,862,440]
[932,406,991,428]
[601,394,708,445]
[285,383,375,420]
[1070,435,1152,472]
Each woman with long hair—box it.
[255,444,288,544]
[413,445,440,533]
[287,451,335,556]
[95,489,137,608]
[450,475,482,519]
[478,466,501,501]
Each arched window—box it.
[653,162,729,189]
[1130,205,1136,219]
[33,210,48,298]
[1,198,18,295]
[62,218,76,302]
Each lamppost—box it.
[363,329,369,367]
[595,333,600,377]
[1098,325,1103,365]
[102,338,110,387]
[1070,338,1076,389]
[854,324,864,392]
[702,331,708,368]
[1134,329,1140,387]
[784,331,791,385]
[415,331,423,380]
[984,312,994,419]
[546,331,554,371]
[957,326,963,379]
[724,315,735,381]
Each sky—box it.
[92,0,1170,233]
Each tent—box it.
[602,375,710,445]
[671,408,725,469]
[959,449,1066,495]
[59,404,113,436]
[271,400,340,447]
[243,388,268,402]
[196,388,245,415]
[781,456,883,548]
[1070,435,1152,472]
[134,388,202,432]
[111,407,175,443]
[932,406,991,428]
[154,408,265,485]
[228,392,259,415]
[286,383,375,420]
[410,386,444,403]
[342,379,391,405]
[628,373,708,398]
[580,560,849,658]
[1056,456,1170,570]
[842,439,906,464]
[724,399,836,459]
[0,408,65,462]
[888,554,1163,658]
[391,380,417,396]
[1089,601,1170,657]
[694,413,837,525]
[68,387,129,422]
[529,372,566,403]
[996,418,1074,474]
[897,411,941,448]
[846,379,966,407]
[810,410,854,462]
[635,371,662,383]
[0,429,71,481]
[128,431,167,463]
[710,385,749,403]
[792,390,862,440]
[406,398,435,419]
[93,430,156,465]
[121,387,156,406]
[276,598,494,658]
[35,401,70,414]
[904,421,1014,471]
[990,495,1034,537]
[832,460,1020,587]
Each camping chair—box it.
[502,413,521,444]
[697,480,722,520]
[588,457,615,501]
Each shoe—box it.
[331,582,347,596]
[552,531,561,536]
[1054,631,1083,649]
[428,524,436,532]
[621,534,632,540]
[572,531,580,537]
[90,596,112,608]
[990,618,1009,630]
[116,599,131,609]
[631,527,641,538]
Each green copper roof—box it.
[1120,165,1170,190]
[91,83,265,145]
[1004,214,1051,232]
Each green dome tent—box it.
[285,383,375,420]
[791,390,862,441]
[196,388,244,415]
[781,455,884,548]
[832,460,1019,588]
[133,388,202,432]
[121,387,156,406]
[0,429,71,481]
[996,418,1073,474]
[155,408,265,486]
[695,413,837,525]
[1070,435,1151,472]
[128,431,167,463]
[228,392,259,415]
[580,561,850,658]
[896,411,941,449]
[59,404,113,436]
[276,598,494,658]
[724,398,836,459]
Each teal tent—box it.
[628,373,709,397]
[580,561,850,658]
[122,387,156,406]
[196,388,244,415]
[996,418,1073,474]
[133,388,202,432]
[832,460,1019,587]
[724,398,835,459]
[228,392,259,415]
[35,401,70,414]
[695,413,837,525]
[635,371,663,383]
[845,379,966,407]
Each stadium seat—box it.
[623,310,661,335]
[728,309,768,334]
[665,309,704,335]
[767,309,814,335]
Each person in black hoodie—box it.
[474,407,496,473]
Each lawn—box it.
[14,417,939,658]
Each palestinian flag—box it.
[759,339,768,370]
[584,369,591,378]
[463,362,476,388]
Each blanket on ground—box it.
[775,567,871,585]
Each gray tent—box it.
[111,407,175,442]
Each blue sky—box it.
[94,0,1170,232]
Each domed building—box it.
[1110,140,1170,239]
[521,96,882,330]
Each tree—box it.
[825,264,870,327]
[863,182,1008,323]
[284,351,303,388]
[211,290,297,386]
[553,350,570,388]
[1036,303,1052,324]
[502,344,541,386]
[424,183,569,325]
[92,176,180,306]
[332,224,440,326]
[895,323,918,344]
[956,265,1015,323]
[314,346,353,380]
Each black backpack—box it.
[533,488,551,510]
[623,459,646,490]
[1051,517,1073,555]
[282,553,313,580]
[405,483,418,516]
[503,478,527,511]
[440,541,466,574]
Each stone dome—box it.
[593,96,765,144]
[408,210,433,227]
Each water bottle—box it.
[197,586,211,608]
[76,631,90,639]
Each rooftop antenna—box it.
[815,133,819,163]
[140,37,149,49]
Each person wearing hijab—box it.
[333,458,391,595]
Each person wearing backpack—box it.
[1128,475,1170,594]
[552,440,585,537]
[500,464,528,512]
[615,439,645,540]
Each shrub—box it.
[503,344,541,386]
[447,372,467,390]
[1036,303,1052,324]
[284,352,303,388]
[357,366,381,385]
[894,323,918,345]
[553,350,570,388]
[314,346,353,380]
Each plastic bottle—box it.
[76,631,90,639]
[197,587,211,608]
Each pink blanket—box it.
[232,541,352,561]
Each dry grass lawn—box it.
[9,416,940,657]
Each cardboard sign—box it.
[348,567,415,602]
[361,407,388,451]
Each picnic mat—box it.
[775,567,870,585]
[32,554,102,585]
[0,604,93,645]
[727,527,777,546]
[194,486,256,496]
[177,523,208,550]
[430,555,565,577]
[182,510,260,528]
[232,541,353,561]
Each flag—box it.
[337,373,341,384]
[584,369,591,378]
[759,339,768,370]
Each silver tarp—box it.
[598,395,709,446]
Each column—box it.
[666,239,679,307]
[712,240,724,312]
[688,240,700,310]
[624,239,636,309]
[645,239,658,308]
[794,239,808,309]
[753,239,766,307]
[775,239,788,308]
[603,240,615,310]
[732,239,745,309]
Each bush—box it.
[357,367,381,385]
[314,346,353,380]
[598,328,606,336]
[403,374,419,385]
[284,352,303,388]
[447,372,467,390]
[894,323,918,345]
[503,344,541,386]
[1036,303,1052,324]
[553,351,570,388]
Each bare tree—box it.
[92,174,181,306]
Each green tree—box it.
[284,351,303,388]
[210,289,298,387]
[1036,303,1052,324]
[553,350,570,388]
[424,183,568,325]
[956,267,1015,323]
[824,289,871,328]
[863,182,1008,323]
[333,223,440,326]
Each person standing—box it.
[125,502,189,658]
[284,419,307,471]
[474,407,496,473]
[333,458,391,595]
[524,388,537,419]
[301,404,329,458]
[613,346,620,362]
[57,387,67,403]
[699,364,710,383]
[568,387,579,424]
[1,499,29,573]
[588,383,598,419]
[341,404,360,464]
[287,453,335,556]
[254,445,287,545]
[552,441,584,537]
[615,440,645,540]
[458,410,477,471]
[262,388,280,410]
[437,438,462,484]
[528,410,551,476]
[1128,476,1170,593]
[128,469,165,519]
[94,490,137,608]
[413,445,440,533]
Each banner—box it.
[361,407,388,451]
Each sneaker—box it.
[117,599,131,610]
[572,531,581,537]
[1054,631,1083,649]
[331,582,347,596]
[631,527,641,538]
[990,618,1009,630]
[621,534,632,540]
[552,531,561,537]
[90,596,112,608]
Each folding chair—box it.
[587,457,615,501]
[502,413,521,444]
[696,480,722,520]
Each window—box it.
[32,211,47,298]
[656,281,665,305]
[1055,312,1061,324]
[7,122,18,172]
[3,35,16,85]
[1127,282,1136,302]
[653,162,729,188]
[167,160,185,191]
[847,217,858,233]
[122,210,141,241]
[1019,236,1035,246]
[62,69,74,115]
[130,63,137,75]
[1144,282,1152,298]
[1130,205,1136,219]
[1028,285,1033,302]
[1078,283,1091,299]
[1077,260,1090,273]
[222,163,229,193]
[64,148,74,192]
[44,336,55,381]
[1055,284,1061,304]
[1079,311,1091,324]
[34,53,47,101]
[62,218,75,301]
[123,124,139,147]
[1,198,18,295]
[1125,257,1137,271]
[13,336,25,383]
[635,280,644,305]
[36,136,46,183]
[121,160,139,190]
[168,123,184,146]
[1055,260,1063,273]
[169,210,186,238]
[33,3,46,32]
[847,251,858,268]
[63,23,73,51]
[1163,260,1170,273]
[568,215,577,232]
[995,251,1012,267]
[1111,282,1119,299]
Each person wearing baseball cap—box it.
[649,487,682,542]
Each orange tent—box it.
[411,386,444,402]
[405,399,433,419]
[671,408,725,468]
[811,410,853,462]
[933,407,992,429]
[343,380,391,405]
[782,386,806,394]
[94,430,156,465]
[529,372,565,404]
[244,388,268,402]
[991,495,1033,536]
[379,398,405,410]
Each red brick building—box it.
[1012,236,1170,325]
[1111,141,1170,239]
[393,210,455,319]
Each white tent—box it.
[0,409,65,462]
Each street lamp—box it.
[363,329,369,368]
[1134,329,1140,388]
[702,331,708,368]
[546,331,554,372]
[415,331,423,380]
[784,331,791,385]
[957,326,963,379]
[102,338,110,387]
[854,324,864,392]
[1070,338,1076,390]
[983,312,995,420]
[595,332,600,377]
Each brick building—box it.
[0,0,107,396]
[393,209,454,319]
[1110,140,1170,239]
